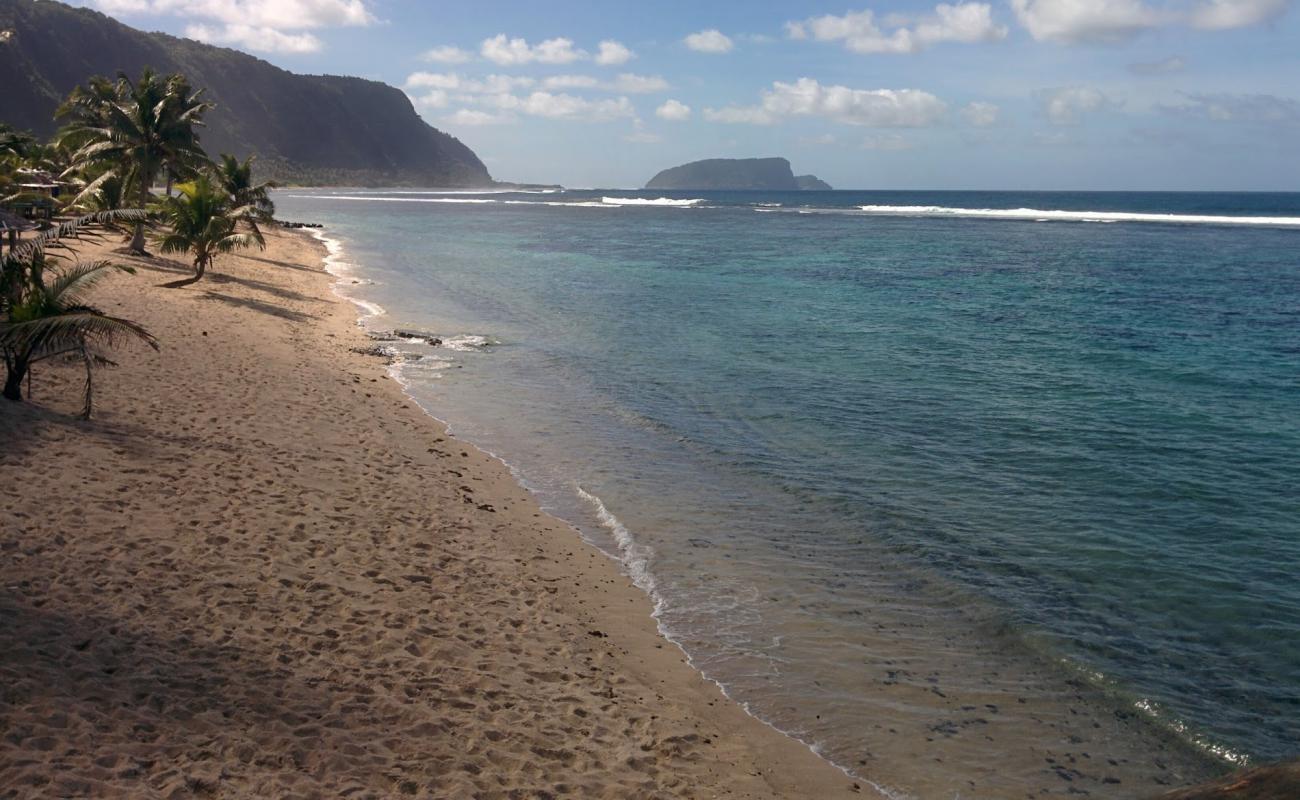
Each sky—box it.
[71,0,1300,190]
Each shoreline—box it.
[0,226,861,797]
[308,224,877,791]
[295,214,1226,797]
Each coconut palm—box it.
[153,176,263,284]
[1,210,156,417]
[57,69,213,253]
[214,153,277,234]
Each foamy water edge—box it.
[302,224,888,794]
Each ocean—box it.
[274,189,1300,798]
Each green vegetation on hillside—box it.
[0,0,492,187]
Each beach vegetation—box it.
[152,175,265,284]
[214,153,277,235]
[56,69,213,254]
[0,210,157,417]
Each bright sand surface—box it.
[0,227,862,799]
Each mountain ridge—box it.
[0,0,492,186]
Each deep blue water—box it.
[276,189,1300,796]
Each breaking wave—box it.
[857,204,1300,227]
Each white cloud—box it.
[411,89,449,109]
[405,72,536,94]
[860,133,914,150]
[684,29,734,53]
[185,23,322,53]
[961,100,999,126]
[541,75,601,90]
[537,74,668,93]
[421,45,472,64]
[786,3,1007,54]
[514,92,635,120]
[1009,0,1289,42]
[706,78,947,127]
[656,99,692,120]
[446,109,514,126]
[480,34,586,65]
[624,130,663,143]
[1129,55,1187,74]
[1009,0,1162,42]
[93,0,376,52]
[1190,0,1290,29]
[800,133,838,145]
[595,39,635,65]
[1041,86,1116,124]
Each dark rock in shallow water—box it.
[279,221,323,229]
[394,330,443,346]
[1153,760,1300,800]
[350,345,394,362]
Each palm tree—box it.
[153,176,263,284]
[214,153,277,234]
[1,211,156,417]
[57,69,213,253]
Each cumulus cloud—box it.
[656,99,692,120]
[538,74,668,93]
[446,109,513,126]
[475,34,636,67]
[961,101,1000,126]
[595,39,635,65]
[405,72,536,94]
[1190,0,1291,29]
[1009,0,1162,42]
[1161,92,1300,124]
[421,45,472,63]
[1009,0,1291,42]
[93,0,375,53]
[1040,86,1116,124]
[480,34,585,65]
[684,29,734,53]
[511,92,635,120]
[705,78,947,127]
[408,69,642,125]
[1129,55,1187,74]
[786,3,1007,54]
[185,23,321,52]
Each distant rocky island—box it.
[645,158,832,191]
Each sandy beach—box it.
[0,227,861,798]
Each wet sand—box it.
[0,227,861,798]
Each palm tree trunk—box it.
[195,254,207,280]
[3,353,29,401]
[129,177,150,254]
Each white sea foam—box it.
[600,196,704,207]
[576,486,659,602]
[325,188,559,196]
[440,334,492,351]
[289,195,499,204]
[306,228,387,323]
[857,204,1300,227]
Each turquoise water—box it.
[276,189,1299,796]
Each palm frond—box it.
[0,307,158,357]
